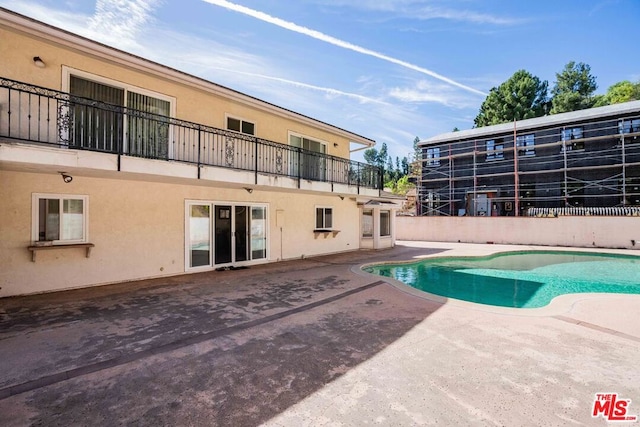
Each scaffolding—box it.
[419,110,640,216]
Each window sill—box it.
[27,243,95,262]
[313,229,340,238]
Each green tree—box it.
[401,157,409,175]
[593,80,640,107]
[363,147,379,166]
[550,61,598,114]
[378,142,388,166]
[412,136,421,162]
[474,70,548,127]
[395,175,415,195]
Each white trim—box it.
[185,201,213,271]
[288,131,329,152]
[31,192,89,244]
[314,205,333,230]
[184,200,269,271]
[62,66,177,157]
[0,9,374,148]
[62,66,176,107]
[225,113,257,136]
[380,209,392,237]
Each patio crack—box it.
[0,280,386,400]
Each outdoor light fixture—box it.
[338,195,344,200]
[33,56,46,68]
[244,187,253,194]
[60,172,72,183]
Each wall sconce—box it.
[333,143,339,148]
[338,195,344,200]
[244,187,253,194]
[33,56,46,68]
[59,172,72,183]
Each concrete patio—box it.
[0,242,638,426]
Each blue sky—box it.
[2,0,639,162]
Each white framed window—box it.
[62,67,175,158]
[486,139,504,160]
[362,209,373,238]
[226,115,255,135]
[32,193,88,244]
[380,210,391,237]
[315,206,333,230]
[289,132,328,181]
[426,147,440,166]
[516,134,535,156]
[561,127,584,151]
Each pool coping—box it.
[353,243,640,317]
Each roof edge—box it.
[419,100,640,146]
[0,7,376,147]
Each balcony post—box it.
[297,146,301,189]
[197,125,201,179]
[117,114,123,172]
[254,136,258,185]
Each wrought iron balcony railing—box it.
[0,77,382,190]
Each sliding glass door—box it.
[187,202,268,269]
[68,74,171,157]
[189,204,211,268]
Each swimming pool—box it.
[364,251,640,308]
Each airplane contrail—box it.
[201,0,487,97]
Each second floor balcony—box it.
[0,77,382,192]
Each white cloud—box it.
[210,68,390,105]
[388,80,478,108]
[413,6,522,25]
[88,0,162,47]
[201,0,487,96]
[314,0,522,25]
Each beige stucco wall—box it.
[397,216,640,249]
[0,26,354,158]
[0,169,361,297]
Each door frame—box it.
[185,200,269,271]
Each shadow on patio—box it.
[0,245,448,426]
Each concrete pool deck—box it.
[0,241,638,426]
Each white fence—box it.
[397,216,640,249]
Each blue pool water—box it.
[364,251,640,308]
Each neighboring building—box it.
[418,101,640,217]
[0,8,396,297]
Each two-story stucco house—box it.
[0,8,396,297]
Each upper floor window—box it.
[290,133,328,181]
[561,127,584,151]
[32,194,88,243]
[426,147,440,166]
[516,134,535,157]
[227,116,255,135]
[619,119,640,137]
[486,139,504,160]
[64,68,174,158]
